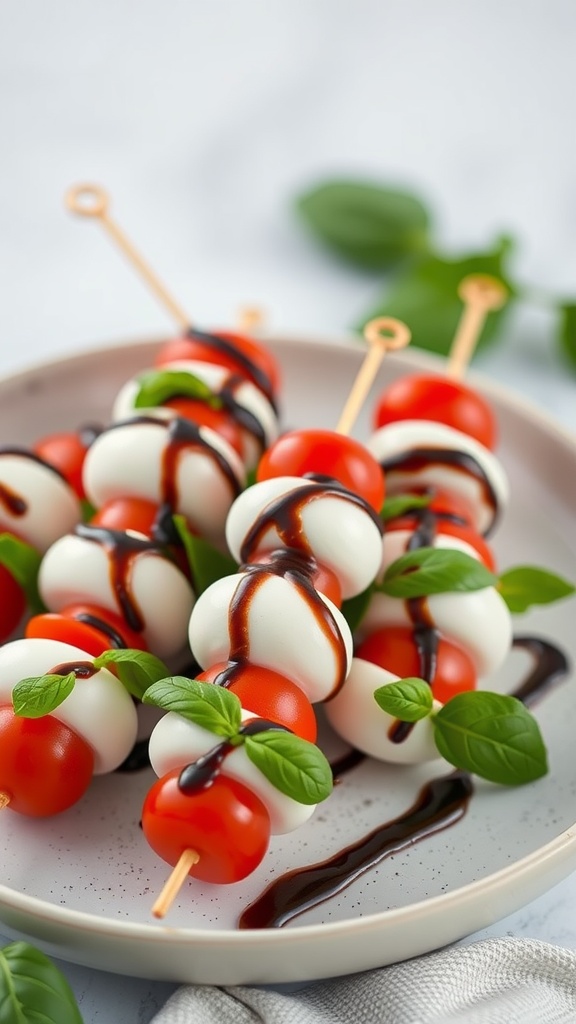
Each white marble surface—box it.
[1,1,576,1020]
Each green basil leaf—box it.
[359,237,515,357]
[0,941,83,1024]
[433,691,548,785]
[134,369,220,409]
[172,514,237,595]
[380,546,497,598]
[297,181,430,269]
[381,494,432,522]
[245,731,333,804]
[143,676,242,737]
[558,301,576,371]
[0,533,45,615]
[80,498,97,523]
[93,648,170,700]
[12,673,76,718]
[341,583,374,633]
[373,677,433,721]
[498,566,575,613]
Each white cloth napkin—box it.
[150,938,576,1023]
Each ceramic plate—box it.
[1,335,576,985]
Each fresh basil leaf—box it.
[380,546,497,598]
[498,566,575,613]
[558,301,576,370]
[172,514,237,595]
[381,494,432,522]
[134,369,220,409]
[341,583,374,633]
[359,237,515,357]
[433,691,548,786]
[373,677,433,722]
[0,533,45,615]
[12,673,76,718]
[297,181,430,269]
[0,941,83,1024]
[142,676,242,737]
[80,498,97,522]
[93,648,170,700]
[245,731,333,804]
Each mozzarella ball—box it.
[149,709,315,834]
[0,451,80,552]
[82,417,245,549]
[325,658,442,765]
[225,476,383,599]
[38,530,195,661]
[0,637,138,773]
[368,420,508,536]
[188,570,353,703]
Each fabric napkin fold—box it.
[150,938,576,1024]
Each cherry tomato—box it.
[0,561,27,643]
[257,429,385,513]
[356,626,476,705]
[246,550,342,608]
[155,329,281,402]
[33,430,93,498]
[26,602,148,655]
[373,374,497,450]
[0,705,94,816]
[90,497,161,538]
[142,769,270,884]
[198,662,318,743]
[164,398,243,455]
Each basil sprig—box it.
[12,649,171,717]
[134,369,221,409]
[143,678,332,805]
[380,494,432,522]
[497,566,575,613]
[0,532,45,615]
[0,941,82,1024]
[374,678,548,786]
[172,514,237,595]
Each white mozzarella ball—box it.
[0,637,138,773]
[38,532,195,660]
[0,452,80,552]
[367,420,508,536]
[112,360,279,470]
[225,476,383,599]
[82,418,245,548]
[188,570,353,702]
[324,658,442,765]
[149,710,315,834]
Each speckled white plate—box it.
[1,335,576,985]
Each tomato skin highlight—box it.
[0,561,27,642]
[373,374,497,450]
[356,626,477,705]
[197,662,318,743]
[142,770,270,884]
[33,430,92,498]
[0,705,94,816]
[257,429,385,513]
[155,330,281,401]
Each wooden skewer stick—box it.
[152,848,200,919]
[65,184,191,330]
[446,274,508,381]
[237,305,266,335]
[335,317,411,436]
[0,792,10,810]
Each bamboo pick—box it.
[152,848,200,919]
[446,274,508,381]
[65,184,191,330]
[0,793,10,810]
[237,305,265,335]
[335,317,411,436]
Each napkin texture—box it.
[150,938,576,1024]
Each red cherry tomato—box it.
[26,602,148,654]
[163,398,243,454]
[0,705,94,816]
[356,626,477,705]
[246,550,342,608]
[374,374,497,450]
[257,429,385,513]
[90,497,161,538]
[155,330,281,402]
[197,662,318,743]
[0,561,27,642]
[142,769,270,884]
[33,430,93,498]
